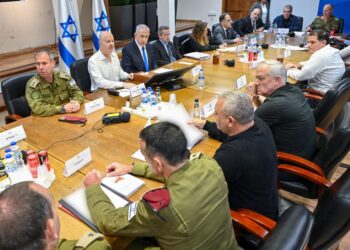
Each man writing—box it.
[26,50,84,116]
[88,31,134,91]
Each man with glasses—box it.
[272,5,303,32]
[152,26,182,67]
[213,13,241,45]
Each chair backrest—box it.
[173,33,190,53]
[1,72,34,117]
[69,57,91,94]
[313,77,350,129]
[309,167,350,249]
[260,205,314,250]
[232,19,241,32]
[297,16,303,31]
[338,18,344,34]
[180,38,193,55]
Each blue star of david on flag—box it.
[94,11,110,32]
[60,15,79,43]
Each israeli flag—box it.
[53,0,84,73]
[92,0,110,52]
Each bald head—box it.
[323,4,333,18]
[99,31,115,57]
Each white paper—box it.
[153,68,172,74]
[294,31,304,37]
[258,32,264,39]
[277,28,289,34]
[0,125,26,149]
[184,52,210,60]
[157,103,204,149]
[84,97,104,114]
[129,83,146,98]
[178,61,193,65]
[118,89,131,98]
[64,147,92,177]
[217,47,237,53]
[132,149,146,161]
[236,75,247,89]
[201,99,217,118]
[101,174,145,197]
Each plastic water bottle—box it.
[273,23,278,34]
[155,86,161,103]
[197,69,205,90]
[258,45,264,60]
[10,141,24,169]
[243,35,249,49]
[281,34,286,47]
[4,154,16,173]
[275,33,281,47]
[193,98,200,118]
[140,88,149,112]
[150,92,157,108]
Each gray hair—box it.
[99,31,113,40]
[135,24,150,35]
[257,60,287,83]
[284,4,293,12]
[158,25,169,36]
[219,91,254,124]
[34,50,55,61]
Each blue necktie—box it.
[167,44,176,62]
[142,47,149,72]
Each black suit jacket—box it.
[152,40,182,66]
[212,25,240,45]
[236,16,264,36]
[121,40,157,73]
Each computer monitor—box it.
[145,64,196,91]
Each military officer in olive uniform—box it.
[0,182,111,250]
[83,122,238,250]
[307,4,340,33]
[26,50,84,117]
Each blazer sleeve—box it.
[189,38,219,52]
[121,47,133,73]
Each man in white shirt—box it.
[285,29,345,93]
[88,31,134,92]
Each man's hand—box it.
[106,162,132,177]
[64,101,80,113]
[233,38,242,44]
[83,170,102,187]
[219,44,227,49]
[257,27,264,32]
[128,73,134,80]
[188,118,206,129]
[246,82,258,98]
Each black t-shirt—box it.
[204,117,279,220]
[255,84,317,160]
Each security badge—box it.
[142,188,171,222]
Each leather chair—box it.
[297,16,303,31]
[338,18,344,34]
[277,106,350,198]
[232,19,241,32]
[69,57,91,95]
[1,72,34,123]
[231,205,313,250]
[232,167,350,250]
[180,38,193,55]
[173,33,190,55]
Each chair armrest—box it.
[277,151,324,177]
[302,88,325,97]
[5,114,23,124]
[278,164,332,189]
[230,210,270,240]
[236,208,276,231]
[304,93,323,101]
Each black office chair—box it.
[232,19,241,33]
[296,16,303,31]
[1,72,34,124]
[69,57,91,95]
[338,17,344,34]
[173,33,190,55]
[180,38,193,54]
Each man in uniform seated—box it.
[272,4,303,32]
[307,4,340,33]
[88,31,134,91]
[0,181,111,250]
[83,122,238,250]
[152,26,182,67]
[189,91,278,220]
[26,50,84,116]
[212,13,241,45]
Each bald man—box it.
[88,31,135,92]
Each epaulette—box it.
[58,71,70,80]
[29,78,40,88]
[75,232,104,248]
[189,152,202,161]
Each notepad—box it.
[184,52,210,60]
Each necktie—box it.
[167,44,176,62]
[142,47,149,72]
[225,29,229,39]
[253,21,257,32]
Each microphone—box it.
[102,112,130,125]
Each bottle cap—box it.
[194,98,199,102]
[5,154,12,159]
[10,141,16,146]
[5,148,11,153]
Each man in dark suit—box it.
[213,13,241,45]
[236,8,264,36]
[121,24,157,73]
[152,26,182,67]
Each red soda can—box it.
[27,153,39,178]
[248,51,253,62]
[38,150,51,171]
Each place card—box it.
[191,65,202,77]
[250,37,257,45]
[201,99,217,118]
[64,147,92,177]
[129,83,146,98]
[0,125,26,149]
[236,44,246,53]
[258,32,264,39]
[278,28,289,34]
[84,97,104,114]
[235,75,247,89]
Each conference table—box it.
[1,32,311,249]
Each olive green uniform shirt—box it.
[86,155,238,250]
[309,16,340,32]
[57,232,111,249]
[25,71,84,116]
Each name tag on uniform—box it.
[201,99,217,118]
[64,147,92,177]
[84,98,104,114]
[235,75,247,89]
[0,125,27,149]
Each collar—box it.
[135,40,146,51]
[95,50,115,61]
[160,39,169,47]
[164,161,190,186]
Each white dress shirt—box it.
[88,50,129,91]
[287,45,345,92]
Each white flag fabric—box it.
[92,0,111,52]
[53,0,84,73]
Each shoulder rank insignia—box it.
[29,78,40,88]
[143,188,170,222]
[189,152,202,161]
[58,72,70,80]
[75,232,104,248]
